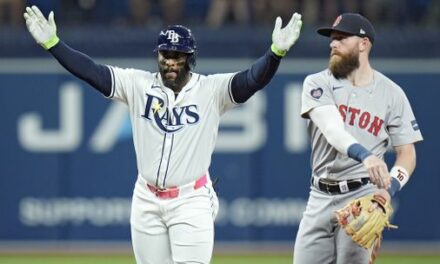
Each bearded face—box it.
[158,51,191,92]
[329,46,360,79]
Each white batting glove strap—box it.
[272,12,302,57]
[24,6,58,50]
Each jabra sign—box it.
[17,81,308,154]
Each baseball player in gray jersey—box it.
[294,13,423,264]
[24,5,302,264]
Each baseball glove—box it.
[335,194,397,250]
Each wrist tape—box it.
[388,166,409,196]
[271,43,287,57]
[347,143,372,162]
[42,35,60,50]
[390,166,409,189]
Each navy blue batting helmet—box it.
[154,25,197,69]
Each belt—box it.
[146,174,208,199]
[312,176,370,194]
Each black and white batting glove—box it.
[271,12,302,57]
[24,6,59,50]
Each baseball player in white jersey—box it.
[294,13,423,263]
[24,5,303,264]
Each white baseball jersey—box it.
[107,66,237,187]
[301,69,423,181]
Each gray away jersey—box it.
[301,69,423,181]
[107,65,237,187]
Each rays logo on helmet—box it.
[160,30,181,44]
[155,25,197,69]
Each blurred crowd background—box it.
[1,0,439,29]
[0,0,439,58]
[0,0,440,28]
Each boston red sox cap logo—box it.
[333,15,342,27]
[160,30,182,44]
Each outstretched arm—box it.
[230,49,281,103]
[231,13,302,103]
[24,6,112,96]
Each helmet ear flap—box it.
[187,52,197,70]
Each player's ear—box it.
[359,37,370,52]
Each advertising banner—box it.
[0,59,437,241]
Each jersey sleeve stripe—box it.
[228,73,240,105]
[106,65,116,99]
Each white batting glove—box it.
[271,12,302,57]
[23,6,59,50]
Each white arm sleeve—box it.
[309,104,358,155]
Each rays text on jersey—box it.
[142,94,200,133]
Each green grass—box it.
[0,254,439,264]
[213,255,440,264]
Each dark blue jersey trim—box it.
[228,74,239,105]
[162,133,175,187]
[155,88,171,187]
[108,66,116,98]
[155,132,168,187]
